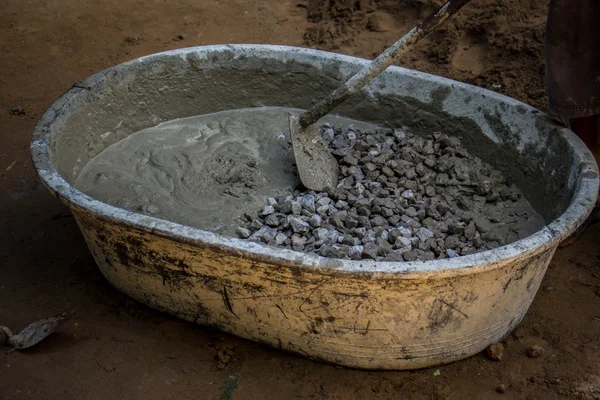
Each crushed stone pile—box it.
[237,124,541,262]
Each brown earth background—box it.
[1,0,599,399]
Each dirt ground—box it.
[1,0,599,399]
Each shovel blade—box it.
[289,114,340,192]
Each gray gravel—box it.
[237,124,542,261]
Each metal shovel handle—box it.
[299,0,472,127]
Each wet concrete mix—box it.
[74,107,544,262]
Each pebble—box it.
[291,201,302,215]
[394,236,412,249]
[526,345,544,358]
[446,249,460,258]
[265,214,280,227]
[299,195,316,212]
[316,197,331,207]
[250,226,277,243]
[291,234,306,250]
[289,216,310,234]
[320,244,349,258]
[416,227,434,242]
[486,342,504,361]
[275,233,287,245]
[348,245,363,260]
[260,205,275,216]
[10,106,26,116]
[308,214,322,228]
[236,227,251,239]
[362,243,379,259]
[402,250,418,261]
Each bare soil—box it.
[1,0,599,399]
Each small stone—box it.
[260,205,275,216]
[496,384,507,394]
[343,154,359,166]
[415,163,427,177]
[325,229,341,244]
[319,244,349,258]
[415,227,434,242]
[342,235,360,246]
[402,250,417,261]
[394,236,412,249]
[387,215,401,225]
[281,199,293,213]
[444,235,460,249]
[404,207,418,218]
[275,233,287,245]
[10,106,25,116]
[291,201,302,215]
[381,207,395,218]
[308,214,322,227]
[356,215,371,228]
[316,205,330,216]
[357,205,371,216]
[416,250,435,260]
[345,216,359,229]
[401,189,415,200]
[298,195,316,212]
[332,212,347,229]
[461,246,475,256]
[236,227,251,239]
[250,219,263,230]
[388,229,402,244]
[376,238,393,257]
[526,345,544,358]
[464,221,476,240]
[177,33,188,40]
[349,245,364,260]
[317,197,332,207]
[486,343,504,361]
[335,200,349,210]
[314,228,328,241]
[381,166,395,177]
[322,127,335,142]
[446,249,460,258]
[250,226,277,243]
[265,214,280,227]
[288,216,310,234]
[363,243,379,259]
[291,234,306,250]
[267,197,278,206]
[352,227,367,238]
[370,215,387,227]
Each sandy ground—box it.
[0,0,599,399]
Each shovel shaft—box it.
[299,0,472,127]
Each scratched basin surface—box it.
[31,45,598,369]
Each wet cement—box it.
[74,106,545,260]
